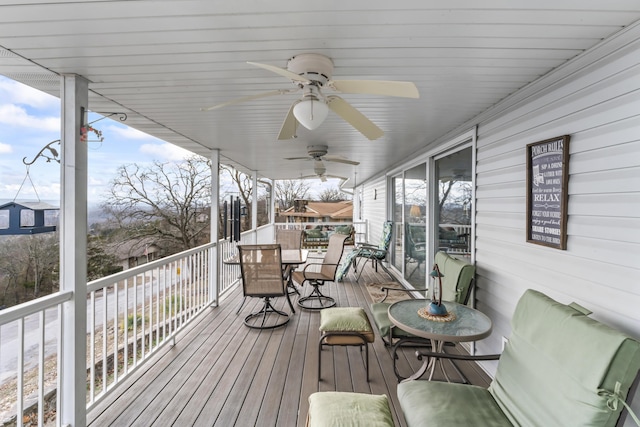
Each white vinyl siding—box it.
[360,176,387,245]
[473,23,640,390]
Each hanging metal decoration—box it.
[0,111,127,235]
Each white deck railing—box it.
[0,241,224,426]
[0,222,360,425]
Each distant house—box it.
[108,238,162,270]
[279,200,353,223]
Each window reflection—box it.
[435,147,472,258]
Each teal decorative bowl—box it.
[427,301,448,316]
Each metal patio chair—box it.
[351,220,394,281]
[238,244,290,329]
[292,233,348,310]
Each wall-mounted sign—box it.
[526,135,570,250]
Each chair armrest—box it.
[357,243,379,250]
[301,263,340,279]
[415,350,501,362]
[379,286,428,302]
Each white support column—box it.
[251,171,258,238]
[209,150,220,307]
[59,74,89,427]
[269,179,275,224]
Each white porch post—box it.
[59,74,89,427]
[251,171,258,236]
[269,179,275,224]
[209,149,220,306]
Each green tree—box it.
[87,235,122,281]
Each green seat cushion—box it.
[320,307,373,333]
[489,289,640,427]
[308,392,394,427]
[398,381,511,427]
[371,302,418,339]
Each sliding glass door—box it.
[434,146,472,259]
[390,164,427,288]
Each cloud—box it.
[0,142,12,154]
[107,125,158,140]
[0,76,58,109]
[0,104,59,131]
[140,142,192,161]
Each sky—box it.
[0,76,342,209]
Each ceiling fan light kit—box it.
[293,86,329,130]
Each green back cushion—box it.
[335,225,353,235]
[489,289,640,427]
[308,392,394,427]
[434,251,475,303]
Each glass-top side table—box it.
[388,299,492,381]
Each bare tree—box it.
[275,179,311,210]
[318,186,349,202]
[102,155,211,252]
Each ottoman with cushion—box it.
[318,307,375,381]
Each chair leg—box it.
[298,281,336,310]
[244,297,289,329]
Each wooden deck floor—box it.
[87,258,491,427]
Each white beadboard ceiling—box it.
[1,1,639,185]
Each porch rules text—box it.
[526,135,570,250]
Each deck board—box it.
[88,255,491,427]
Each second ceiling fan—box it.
[286,145,358,182]
[202,53,419,140]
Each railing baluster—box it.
[124,276,129,375]
[57,304,62,427]
[17,318,24,427]
[133,274,138,366]
[89,291,95,403]
[141,272,146,359]
[102,286,107,395]
[113,281,119,386]
[162,264,167,341]
[38,311,45,426]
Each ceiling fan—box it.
[286,145,358,181]
[201,53,419,140]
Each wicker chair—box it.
[292,233,348,310]
[238,244,290,329]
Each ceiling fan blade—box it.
[326,96,384,140]
[247,61,310,84]
[323,155,360,166]
[325,174,348,181]
[278,103,299,140]
[328,80,419,98]
[284,156,310,161]
[200,89,296,111]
